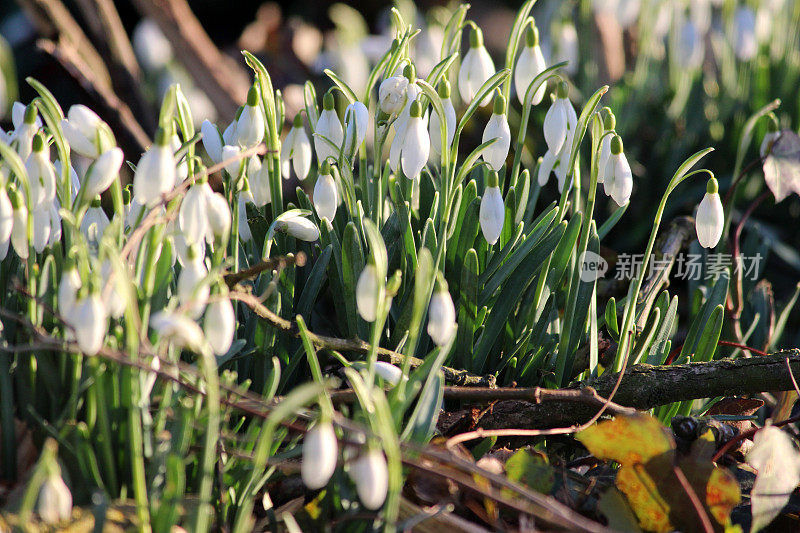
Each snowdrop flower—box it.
[356,263,383,322]
[543,82,572,155]
[73,294,107,355]
[132,19,172,71]
[204,295,235,356]
[537,150,556,186]
[596,109,616,184]
[59,266,81,319]
[480,171,505,245]
[393,65,421,136]
[25,134,56,208]
[760,115,780,158]
[733,6,757,60]
[399,100,429,180]
[237,190,253,242]
[236,86,265,149]
[427,279,456,346]
[275,214,319,241]
[206,191,232,241]
[313,160,338,221]
[151,310,206,352]
[133,127,177,207]
[177,249,210,319]
[47,202,62,248]
[603,135,632,206]
[0,186,13,249]
[280,114,312,180]
[514,25,547,106]
[32,205,51,253]
[349,446,388,510]
[201,119,224,164]
[301,420,338,489]
[458,26,495,106]
[81,196,110,247]
[60,104,114,159]
[344,101,369,157]
[428,80,456,161]
[222,144,243,177]
[179,178,214,244]
[250,162,272,206]
[15,105,40,161]
[553,23,579,75]
[374,361,403,386]
[9,187,28,259]
[378,75,409,115]
[11,101,42,130]
[315,92,344,164]
[696,176,723,249]
[82,148,124,198]
[481,93,511,171]
[37,472,72,525]
[100,261,126,319]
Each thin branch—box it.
[224,253,307,288]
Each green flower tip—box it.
[8,184,23,209]
[122,186,131,205]
[410,99,423,118]
[403,63,416,82]
[154,126,169,147]
[525,25,539,47]
[32,133,45,153]
[293,114,304,128]
[556,81,569,99]
[320,159,332,175]
[91,196,102,208]
[24,104,38,125]
[766,113,779,132]
[323,92,335,111]
[469,26,484,48]
[246,85,259,107]
[435,271,449,293]
[390,38,399,52]
[437,79,451,99]
[602,107,616,130]
[610,135,623,155]
[706,176,719,195]
[493,91,506,115]
[487,170,499,188]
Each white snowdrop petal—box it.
[349,448,388,510]
[204,298,235,356]
[356,264,382,322]
[479,186,505,245]
[543,101,567,154]
[696,192,724,248]
[315,109,344,163]
[201,120,223,164]
[236,104,265,149]
[37,474,72,525]
[401,117,430,180]
[73,295,107,355]
[313,173,338,221]
[427,290,456,346]
[481,114,511,171]
[301,422,338,489]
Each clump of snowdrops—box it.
[1,1,759,530]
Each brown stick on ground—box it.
[130,0,251,121]
[473,349,800,430]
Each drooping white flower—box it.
[481,94,511,171]
[32,205,51,253]
[12,101,42,130]
[427,283,456,346]
[315,92,344,164]
[349,447,388,510]
[428,80,456,161]
[37,472,72,525]
[221,144,243,177]
[514,25,547,106]
[356,264,383,322]
[201,119,224,164]
[603,135,632,206]
[9,188,28,259]
[378,75,409,115]
[58,267,81,319]
[101,260,126,319]
[399,100,430,181]
[204,296,235,356]
[132,19,172,71]
[60,104,113,159]
[151,310,206,352]
[206,191,232,241]
[236,86,265,149]
[73,294,107,355]
[0,186,13,248]
[480,172,505,245]
[251,161,272,207]
[179,180,213,244]
[543,83,571,154]
[458,27,495,106]
[275,214,320,241]
[177,253,210,319]
[47,201,62,248]
[596,112,616,184]
[696,177,724,249]
[313,161,338,221]
[133,127,177,207]
[25,134,56,209]
[374,361,403,386]
[537,149,557,186]
[344,101,369,156]
[280,114,313,180]
[80,197,110,247]
[82,148,124,198]
[301,420,338,490]
[392,65,421,141]
[237,190,253,242]
[553,22,579,75]
[14,105,40,161]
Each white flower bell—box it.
[25,134,56,209]
[177,249,210,319]
[80,196,110,247]
[315,92,344,164]
[201,119,224,164]
[236,86,265,149]
[427,279,456,346]
[206,189,232,241]
[275,214,319,241]
[458,27,495,106]
[14,104,40,161]
[32,204,51,253]
[204,295,235,356]
[151,310,206,352]
[479,171,505,245]
[133,127,177,207]
[696,177,724,249]
[603,135,633,207]
[344,101,369,157]
[222,144,243,177]
[375,361,403,386]
[313,160,338,221]
[60,104,113,159]
[481,93,511,171]
[543,82,573,155]
[537,149,557,186]
[378,75,409,115]
[179,179,214,244]
[37,472,72,525]
[59,266,81,319]
[356,264,383,322]
[428,80,456,161]
[399,100,430,180]
[349,446,388,510]
[280,114,312,180]
[596,109,616,184]
[0,186,13,249]
[73,294,107,355]
[9,187,28,259]
[83,148,124,198]
[301,420,338,489]
[514,25,547,106]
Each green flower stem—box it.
[191,348,220,533]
